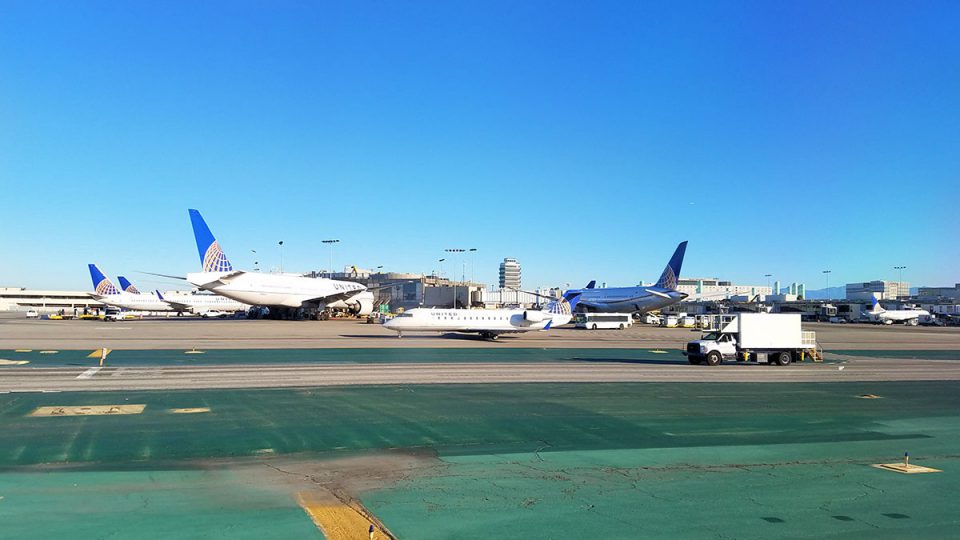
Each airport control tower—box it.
[499,258,521,290]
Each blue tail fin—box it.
[654,241,687,290]
[118,276,140,294]
[155,290,164,301]
[585,280,596,289]
[89,264,120,295]
[189,209,233,272]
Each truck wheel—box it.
[618,323,624,329]
[705,351,722,366]
[591,324,598,330]
[775,352,792,366]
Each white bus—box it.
[575,313,634,330]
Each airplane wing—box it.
[159,297,193,311]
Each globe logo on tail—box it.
[95,280,119,296]
[202,241,233,273]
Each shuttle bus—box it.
[575,313,633,330]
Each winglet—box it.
[654,241,687,290]
[118,276,140,294]
[89,264,120,295]
[155,290,165,301]
[189,209,233,272]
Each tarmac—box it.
[2,314,959,538]
[4,314,960,350]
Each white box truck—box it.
[683,313,817,366]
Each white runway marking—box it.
[76,367,102,379]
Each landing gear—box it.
[480,332,500,341]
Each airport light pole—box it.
[252,250,259,272]
[822,270,831,300]
[894,266,906,299]
[278,242,284,274]
[322,239,339,276]
[445,248,466,308]
[437,259,445,278]
[469,248,477,285]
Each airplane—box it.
[88,264,175,312]
[177,209,376,318]
[383,295,578,340]
[562,241,689,314]
[865,297,930,326]
[155,289,250,315]
[118,276,141,293]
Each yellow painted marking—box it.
[0,359,30,366]
[170,408,211,414]
[39,350,59,354]
[87,348,112,359]
[873,463,942,474]
[15,349,32,353]
[29,405,146,417]
[297,491,390,540]
[649,350,668,354]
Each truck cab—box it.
[686,331,737,365]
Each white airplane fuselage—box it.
[186,271,374,313]
[95,292,176,312]
[383,307,571,337]
[870,308,929,325]
[161,292,250,314]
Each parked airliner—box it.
[866,297,929,326]
[88,265,175,312]
[180,209,375,318]
[383,296,578,340]
[563,241,689,313]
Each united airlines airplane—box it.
[180,209,375,317]
[88,265,175,312]
[866,297,929,326]
[383,296,577,340]
[563,241,689,314]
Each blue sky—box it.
[1,1,957,292]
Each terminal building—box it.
[917,284,960,301]
[845,280,909,301]
[675,278,772,301]
[0,287,103,314]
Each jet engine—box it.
[524,310,545,323]
[347,292,375,316]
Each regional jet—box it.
[177,209,375,318]
[383,296,578,340]
[563,241,689,314]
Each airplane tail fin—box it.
[654,241,687,290]
[189,209,233,272]
[118,276,140,294]
[155,290,164,301]
[870,296,885,313]
[585,280,596,289]
[89,264,120,295]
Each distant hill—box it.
[792,286,846,300]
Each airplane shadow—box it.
[339,333,509,342]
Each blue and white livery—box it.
[564,241,689,314]
[383,297,578,340]
[184,209,375,317]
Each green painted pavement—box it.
[0,469,321,539]
[1,381,958,538]
[831,349,960,360]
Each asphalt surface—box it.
[3,314,960,349]
[3,355,960,392]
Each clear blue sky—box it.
[1,1,957,292]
